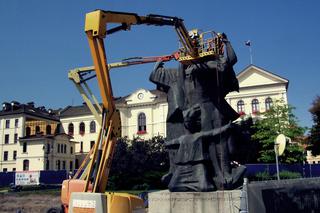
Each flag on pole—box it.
[245,40,251,46]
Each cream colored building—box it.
[59,105,101,168]
[0,102,75,172]
[18,134,75,171]
[226,65,289,119]
[306,150,320,164]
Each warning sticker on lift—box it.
[73,199,96,213]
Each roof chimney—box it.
[2,102,11,111]
[11,101,20,110]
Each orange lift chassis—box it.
[59,10,225,213]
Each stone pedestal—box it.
[148,190,241,213]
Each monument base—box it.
[148,190,241,213]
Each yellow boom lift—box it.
[59,10,224,213]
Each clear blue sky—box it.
[0,0,319,129]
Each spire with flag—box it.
[245,40,253,64]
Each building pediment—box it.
[125,89,156,105]
[237,65,288,89]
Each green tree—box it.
[252,100,306,163]
[108,136,169,190]
[309,96,320,155]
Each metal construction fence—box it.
[0,170,68,187]
[245,163,320,180]
[1,164,320,187]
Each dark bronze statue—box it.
[150,33,246,192]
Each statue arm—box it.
[149,62,177,89]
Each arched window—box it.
[46,125,51,135]
[137,113,146,133]
[252,99,259,113]
[90,121,96,133]
[64,144,67,153]
[70,146,73,154]
[68,123,74,136]
[35,126,41,134]
[26,127,31,136]
[265,97,273,111]
[237,100,245,114]
[23,160,29,171]
[79,122,85,135]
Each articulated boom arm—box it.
[85,10,197,57]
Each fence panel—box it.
[0,172,15,187]
[39,170,68,185]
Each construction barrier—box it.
[1,165,320,187]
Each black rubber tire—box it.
[46,207,63,213]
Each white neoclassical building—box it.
[226,65,289,119]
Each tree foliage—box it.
[108,136,169,190]
[309,96,320,155]
[252,100,306,163]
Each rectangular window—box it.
[57,144,60,153]
[14,134,18,144]
[46,160,50,170]
[80,142,83,153]
[5,120,10,128]
[70,161,73,171]
[56,160,60,170]
[4,151,8,161]
[15,119,19,128]
[3,168,7,172]
[13,150,17,160]
[47,144,50,154]
[62,161,66,170]
[23,142,27,153]
[4,134,9,144]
